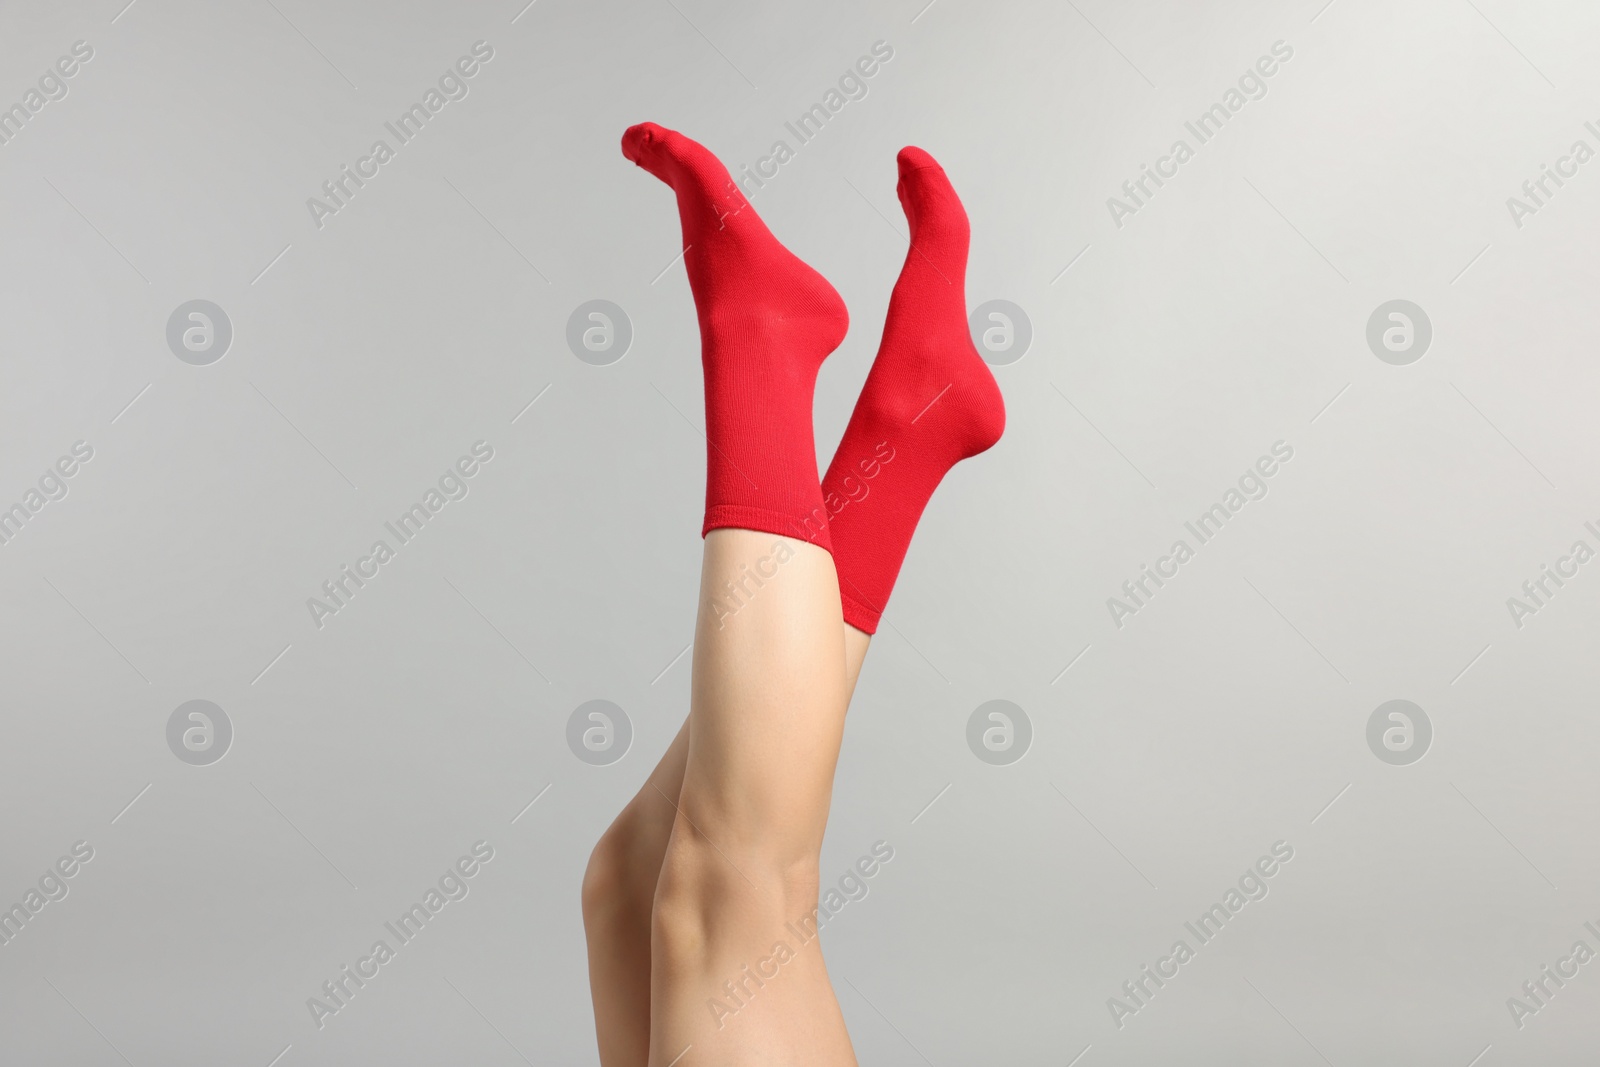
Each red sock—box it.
[821,147,1005,633]
[622,122,849,549]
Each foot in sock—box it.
[621,121,849,549]
[820,146,1005,632]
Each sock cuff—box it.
[703,503,833,553]
[839,588,883,634]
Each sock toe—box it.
[891,152,966,265]
[896,147,952,203]
[621,122,664,166]
[896,145,943,174]
[622,121,751,229]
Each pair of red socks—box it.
[622,122,1005,633]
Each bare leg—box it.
[582,725,689,1066]
[648,529,857,1064]
[597,121,913,1064]
[583,622,870,1065]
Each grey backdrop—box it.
[3,0,1599,1063]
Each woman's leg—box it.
[581,722,688,1067]
[647,530,858,1065]
[587,125,1002,1062]
[582,622,871,1066]
[613,120,860,1063]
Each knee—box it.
[581,806,658,928]
[581,828,627,924]
[650,820,820,962]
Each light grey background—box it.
[2,0,1598,1063]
